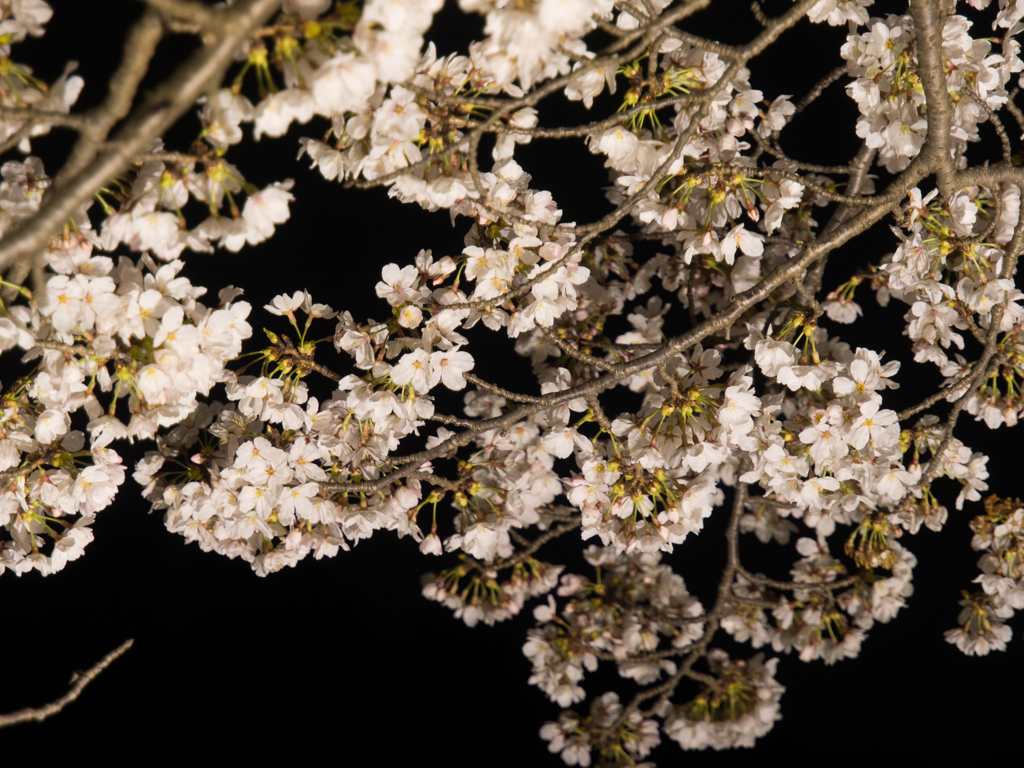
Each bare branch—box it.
[750,129,855,174]
[897,363,987,421]
[425,413,480,429]
[539,324,618,372]
[911,0,957,198]
[1004,88,1024,140]
[139,0,217,26]
[803,141,878,298]
[0,106,90,130]
[0,639,134,729]
[54,10,165,187]
[495,519,582,571]
[132,151,199,165]
[463,373,541,404]
[793,64,848,116]
[965,90,1013,165]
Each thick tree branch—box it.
[53,10,165,188]
[140,0,217,26]
[911,0,957,198]
[0,0,283,275]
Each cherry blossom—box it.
[5,0,1024,760]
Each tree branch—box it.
[139,0,217,26]
[0,639,134,729]
[0,0,284,275]
[54,9,166,187]
[0,106,90,130]
[911,0,957,198]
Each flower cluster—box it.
[740,329,925,534]
[540,691,661,767]
[524,547,704,706]
[946,494,1024,655]
[421,558,564,628]
[135,395,355,577]
[723,537,916,665]
[842,12,1017,173]
[662,650,784,751]
[132,294,415,575]
[0,152,254,575]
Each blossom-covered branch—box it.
[4,0,1024,763]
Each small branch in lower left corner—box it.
[0,638,135,729]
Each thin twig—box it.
[464,373,541,404]
[0,639,135,728]
[0,107,89,130]
[539,325,617,372]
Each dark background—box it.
[2,1,1019,763]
